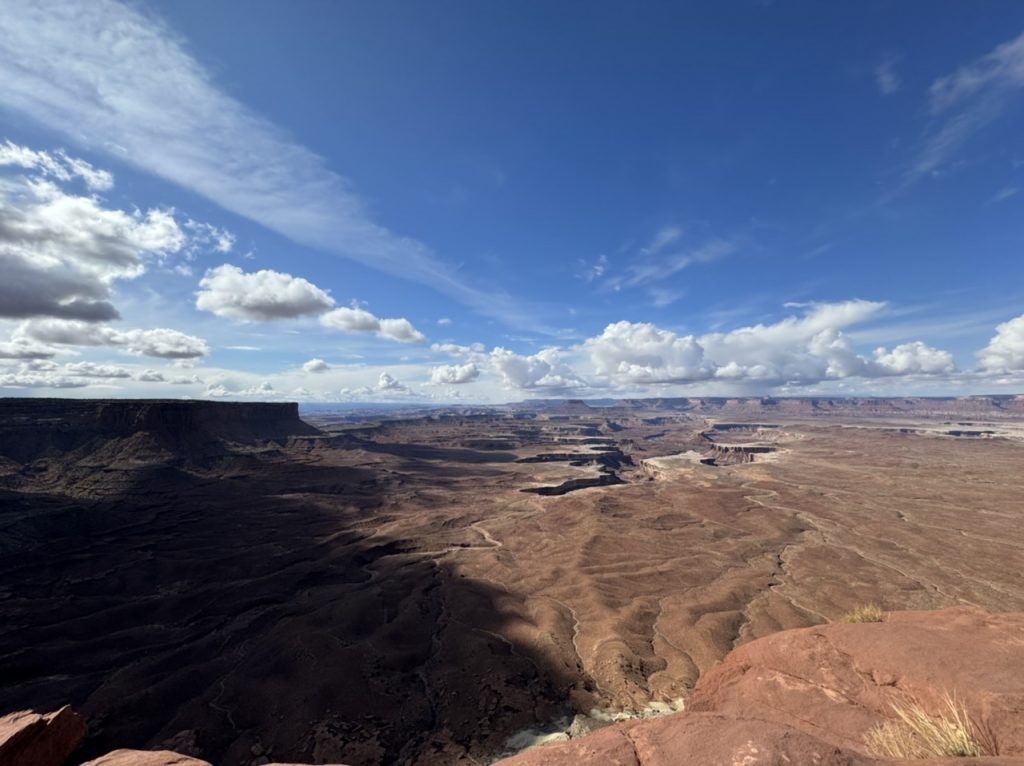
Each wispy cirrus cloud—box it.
[874,56,902,96]
[903,30,1024,186]
[591,225,736,294]
[0,0,536,328]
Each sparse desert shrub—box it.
[838,603,884,623]
[864,693,987,759]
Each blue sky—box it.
[1,0,1023,402]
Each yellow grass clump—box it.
[837,603,884,623]
[864,693,988,759]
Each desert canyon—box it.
[2,396,1024,765]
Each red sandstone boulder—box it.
[0,705,86,766]
[81,751,212,766]
[497,607,1024,765]
[79,751,352,766]
[499,713,879,765]
[689,606,1024,755]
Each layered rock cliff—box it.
[0,399,320,463]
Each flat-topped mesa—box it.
[0,399,320,463]
[614,395,1024,418]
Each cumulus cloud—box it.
[977,314,1024,372]
[0,142,223,362]
[339,371,416,400]
[206,380,275,398]
[377,372,408,392]
[302,358,330,373]
[196,264,334,321]
[17,319,208,359]
[585,321,712,383]
[0,170,185,322]
[580,301,959,388]
[0,337,55,359]
[430,362,480,385]
[490,347,585,391]
[320,306,426,344]
[698,301,885,384]
[873,342,955,375]
[0,371,89,389]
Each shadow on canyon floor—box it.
[0,455,578,765]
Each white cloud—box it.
[649,287,685,308]
[585,321,713,384]
[991,186,1019,203]
[0,168,186,321]
[579,301,959,388]
[321,306,378,333]
[872,342,955,375]
[430,362,480,385]
[906,31,1024,185]
[437,317,452,326]
[698,301,885,384]
[206,380,275,398]
[642,226,683,255]
[0,371,89,389]
[302,358,330,373]
[0,139,113,190]
[63,361,131,378]
[432,342,485,357]
[0,1,535,327]
[609,235,735,290]
[577,254,609,283]
[378,318,427,344]
[490,347,585,391]
[320,306,426,344]
[0,337,55,359]
[978,314,1024,372]
[184,219,235,257]
[875,57,902,95]
[377,372,408,392]
[17,319,208,359]
[929,31,1024,113]
[196,264,334,321]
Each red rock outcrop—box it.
[81,751,212,766]
[0,705,86,766]
[496,607,1024,765]
[80,750,352,766]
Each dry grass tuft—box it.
[864,693,987,759]
[838,603,884,623]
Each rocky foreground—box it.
[4,607,1024,765]
[496,606,1024,765]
